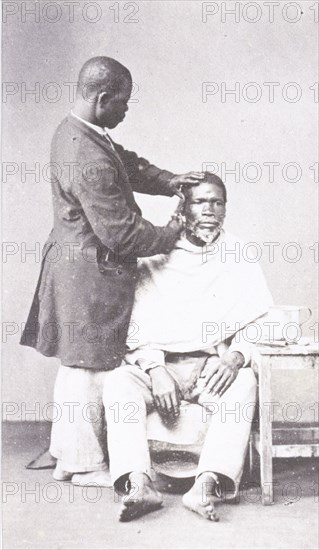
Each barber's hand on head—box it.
[149,366,181,420]
[202,351,244,397]
[168,172,205,199]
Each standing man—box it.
[21,57,202,481]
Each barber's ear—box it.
[97,91,112,105]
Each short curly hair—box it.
[182,172,227,203]
[77,57,132,98]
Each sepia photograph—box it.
[1,1,318,548]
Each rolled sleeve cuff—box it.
[125,348,166,372]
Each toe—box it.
[119,502,143,522]
[209,511,219,522]
[207,507,219,522]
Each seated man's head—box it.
[182,173,227,246]
[75,56,132,129]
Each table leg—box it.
[259,357,273,505]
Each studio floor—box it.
[2,422,318,550]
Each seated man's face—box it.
[184,181,226,246]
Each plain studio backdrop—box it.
[2,0,318,420]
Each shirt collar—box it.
[70,111,110,138]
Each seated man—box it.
[103,173,273,522]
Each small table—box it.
[251,343,319,505]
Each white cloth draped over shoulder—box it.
[126,230,273,358]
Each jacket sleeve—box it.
[72,155,178,259]
[114,143,175,196]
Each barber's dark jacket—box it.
[20,114,178,370]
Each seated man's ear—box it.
[181,200,186,218]
[176,195,186,216]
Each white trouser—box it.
[49,365,108,473]
[103,361,257,491]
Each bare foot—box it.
[182,472,220,521]
[52,461,73,481]
[72,470,112,487]
[119,472,163,522]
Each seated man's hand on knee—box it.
[202,351,244,397]
[149,366,181,420]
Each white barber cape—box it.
[127,230,273,356]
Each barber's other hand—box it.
[149,366,181,420]
[168,172,205,198]
[160,216,184,253]
[202,351,244,397]
[166,217,184,232]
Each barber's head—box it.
[75,57,132,129]
[182,173,227,246]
